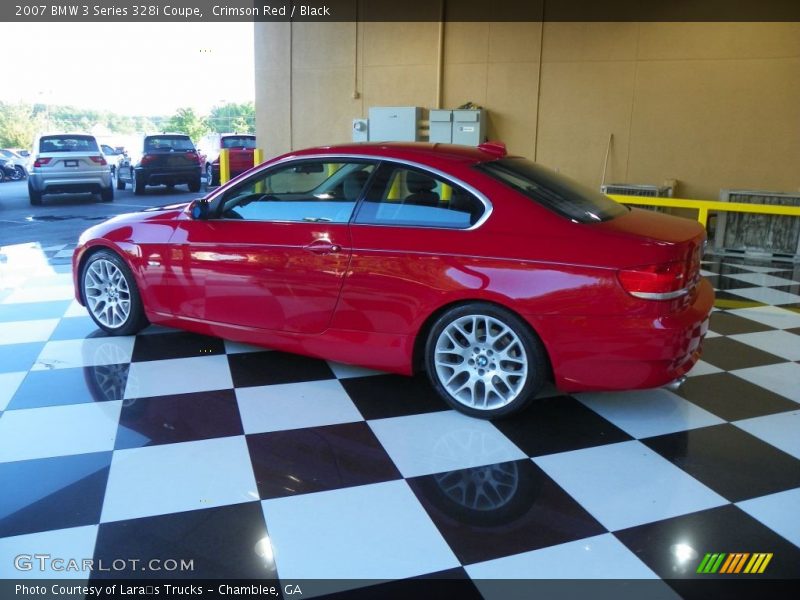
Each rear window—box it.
[477,158,627,223]
[221,136,256,149]
[144,136,195,152]
[39,135,99,153]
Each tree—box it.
[208,102,255,134]
[0,102,46,148]
[165,107,210,142]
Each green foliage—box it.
[208,102,255,134]
[0,102,253,150]
[165,107,211,142]
[0,103,46,148]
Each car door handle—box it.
[304,240,342,255]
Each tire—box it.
[81,250,148,336]
[100,186,114,202]
[0,169,5,183]
[424,303,547,419]
[133,171,146,195]
[12,166,25,180]
[188,177,201,193]
[28,182,43,205]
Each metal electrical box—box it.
[429,110,453,143]
[452,109,485,146]
[368,106,421,142]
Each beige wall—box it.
[255,21,800,199]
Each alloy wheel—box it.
[84,258,132,328]
[433,314,528,410]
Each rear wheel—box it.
[188,177,201,193]
[28,182,43,205]
[425,303,546,419]
[100,186,114,202]
[82,250,148,336]
[133,172,146,195]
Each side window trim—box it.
[210,158,379,223]
[351,160,489,230]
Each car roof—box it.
[286,142,504,166]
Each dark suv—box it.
[116,134,202,195]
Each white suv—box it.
[28,134,113,205]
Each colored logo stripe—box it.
[720,553,749,573]
[697,553,726,573]
[697,552,773,574]
[744,553,773,574]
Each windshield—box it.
[221,136,256,149]
[145,136,195,151]
[477,158,627,223]
[39,135,99,153]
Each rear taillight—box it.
[618,261,689,300]
[33,157,52,167]
[187,152,200,164]
[140,154,156,166]
[89,156,107,165]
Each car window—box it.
[38,135,99,153]
[221,136,256,149]
[476,158,627,223]
[144,136,195,152]
[354,164,485,229]
[218,160,376,223]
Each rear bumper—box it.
[29,171,111,193]
[137,167,201,186]
[531,278,714,392]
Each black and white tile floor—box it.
[0,242,799,597]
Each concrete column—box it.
[254,22,293,159]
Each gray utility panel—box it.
[452,109,486,146]
[429,110,453,143]
[368,107,421,142]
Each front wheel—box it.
[82,250,148,335]
[12,166,25,180]
[425,303,547,419]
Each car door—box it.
[167,158,376,334]
[334,162,490,334]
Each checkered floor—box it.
[1,241,799,596]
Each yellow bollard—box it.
[219,148,230,184]
[253,149,265,193]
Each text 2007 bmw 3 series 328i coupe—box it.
[72,142,713,418]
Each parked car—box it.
[28,134,113,205]
[0,157,21,182]
[101,144,125,177]
[0,149,28,179]
[116,134,202,195]
[197,133,256,187]
[72,142,713,419]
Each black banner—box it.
[2,578,800,600]
[2,0,800,22]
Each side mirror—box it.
[191,200,209,220]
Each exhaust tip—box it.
[664,375,688,392]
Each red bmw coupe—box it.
[73,142,713,418]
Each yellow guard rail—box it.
[608,194,800,229]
